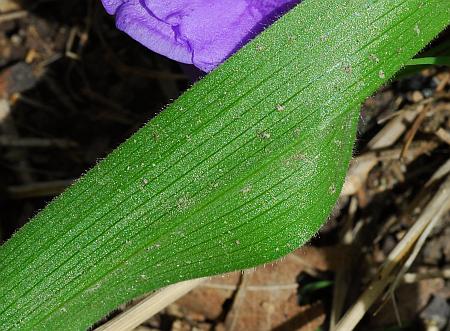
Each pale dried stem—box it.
[224,271,251,331]
[387,197,450,300]
[94,278,206,331]
[0,10,27,24]
[379,176,450,279]
[425,159,450,187]
[330,197,358,331]
[334,175,450,331]
[403,269,450,283]
[435,128,450,146]
[400,105,430,159]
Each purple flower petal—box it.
[102,0,299,72]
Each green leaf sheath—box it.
[1,0,449,329]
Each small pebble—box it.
[411,90,424,103]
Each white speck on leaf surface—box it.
[329,184,336,194]
[260,131,271,139]
[369,53,379,63]
[241,185,252,194]
[276,104,285,112]
[414,23,421,35]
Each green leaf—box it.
[1,0,449,330]
[394,38,450,79]
[407,56,450,66]
[300,280,334,294]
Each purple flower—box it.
[101,0,299,72]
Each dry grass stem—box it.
[94,278,206,331]
[330,197,358,331]
[334,175,450,331]
[425,159,450,187]
[435,127,450,146]
[400,105,430,159]
[224,271,251,331]
[0,10,27,24]
[403,269,450,283]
